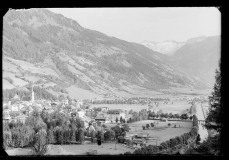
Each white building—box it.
[101,107,109,112]
[77,110,86,119]
[11,105,19,112]
[106,109,127,122]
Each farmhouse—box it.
[107,109,127,122]
[94,115,107,123]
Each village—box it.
[3,84,210,155]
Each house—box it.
[160,118,168,122]
[3,111,11,124]
[11,105,19,112]
[106,109,127,122]
[76,101,83,108]
[13,115,28,124]
[136,133,149,139]
[86,109,93,117]
[101,107,109,112]
[72,110,85,119]
[94,115,107,124]
[62,99,69,105]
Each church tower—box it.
[31,83,34,102]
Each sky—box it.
[48,7,221,43]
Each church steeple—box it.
[31,82,34,102]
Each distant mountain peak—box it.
[140,40,184,56]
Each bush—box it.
[142,126,146,130]
[146,124,150,129]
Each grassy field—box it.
[105,120,192,146]
[6,143,135,156]
[127,120,192,145]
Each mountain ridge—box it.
[3,8,208,100]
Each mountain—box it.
[140,40,185,56]
[170,35,220,88]
[3,8,206,100]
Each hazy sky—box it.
[48,7,221,43]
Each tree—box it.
[32,129,48,156]
[146,124,150,129]
[147,145,159,154]
[164,113,169,119]
[142,126,146,130]
[150,123,154,127]
[122,124,131,132]
[104,130,112,141]
[193,115,198,127]
[123,119,126,123]
[181,113,189,120]
[160,142,168,150]
[47,128,55,144]
[25,110,47,133]
[169,138,178,148]
[112,125,122,139]
[115,117,118,123]
[129,117,132,123]
[3,124,12,149]
[56,127,64,144]
[120,116,123,123]
[77,128,85,144]
[70,127,76,144]
[205,69,222,133]
[174,114,180,119]
[196,134,201,145]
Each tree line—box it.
[3,107,131,155]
